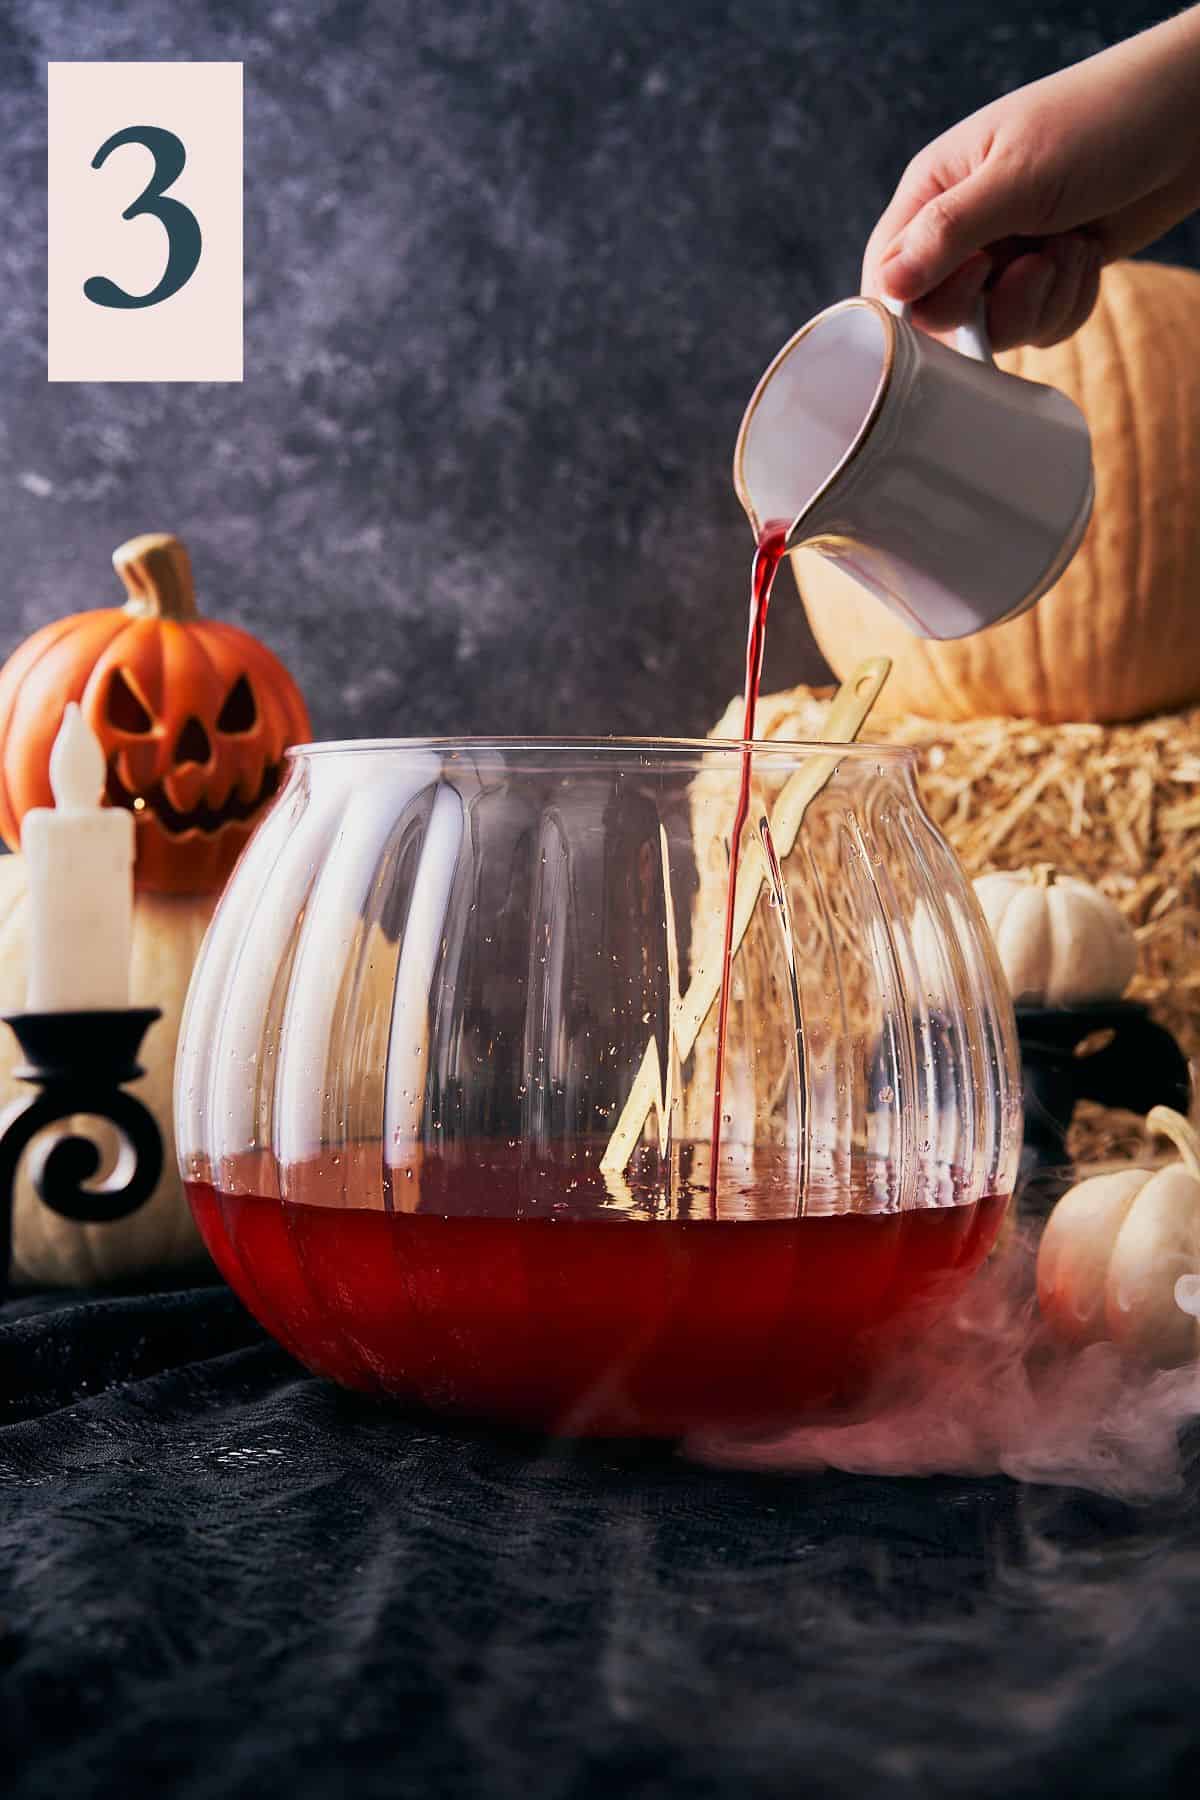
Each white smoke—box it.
[691,1228,1200,1502]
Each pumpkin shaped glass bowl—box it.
[176,738,1022,1437]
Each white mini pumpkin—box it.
[973,865,1136,1007]
[1037,1106,1200,1366]
[0,852,215,1285]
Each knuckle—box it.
[990,110,1067,224]
[915,189,960,250]
[900,146,937,191]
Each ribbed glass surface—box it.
[177,739,1020,1222]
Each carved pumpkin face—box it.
[0,534,311,895]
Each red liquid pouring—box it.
[709,523,791,1201]
[187,1144,1007,1439]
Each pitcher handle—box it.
[882,294,994,366]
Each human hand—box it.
[862,8,1200,349]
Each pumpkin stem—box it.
[1031,863,1059,889]
[113,533,198,621]
[1146,1105,1200,1182]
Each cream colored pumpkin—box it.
[794,260,1200,723]
[1037,1106,1200,1366]
[973,865,1135,1006]
[0,853,215,1285]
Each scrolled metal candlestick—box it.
[0,1008,163,1297]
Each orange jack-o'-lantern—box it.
[0,533,311,895]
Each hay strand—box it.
[707,687,1200,1165]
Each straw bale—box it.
[703,687,1200,1165]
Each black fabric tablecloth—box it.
[3,1282,1199,1798]
[0,1281,1194,1800]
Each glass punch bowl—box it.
[176,738,1021,1437]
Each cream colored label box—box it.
[48,62,243,382]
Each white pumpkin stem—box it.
[1031,863,1059,890]
[1146,1106,1200,1182]
[113,533,198,622]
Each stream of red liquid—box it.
[708,523,791,1202]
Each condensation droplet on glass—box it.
[877,1085,894,1104]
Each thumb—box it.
[877,161,1034,303]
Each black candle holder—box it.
[0,1009,163,1299]
[1016,1000,1191,1200]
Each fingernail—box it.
[879,241,918,300]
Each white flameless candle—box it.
[22,703,135,1012]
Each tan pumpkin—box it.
[793,260,1200,723]
[0,853,215,1285]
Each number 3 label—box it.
[84,127,203,310]
[48,63,243,382]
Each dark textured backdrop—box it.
[4,0,1200,740]
[6,8,1200,1798]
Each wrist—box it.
[1136,7,1200,182]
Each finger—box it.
[862,156,955,296]
[876,159,1040,303]
[1028,236,1103,346]
[904,251,992,334]
[985,236,1100,351]
[1055,245,1103,341]
[984,250,1058,351]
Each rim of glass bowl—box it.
[285,735,917,763]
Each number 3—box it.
[84,126,202,310]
